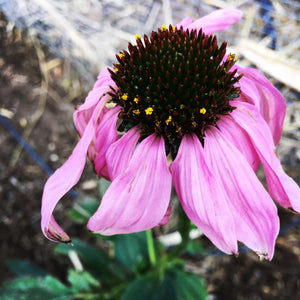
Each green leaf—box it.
[68,195,99,223]
[2,277,44,290]
[120,274,176,300]
[68,270,100,293]
[114,232,149,272]
[121,267,207,300]
[98,178,111,197]
[186,240,206,255]
[170,269,207,300]
[0,276,73,300]
[44,276,71,294]
[55,239,131,285]
[5,258,48,277]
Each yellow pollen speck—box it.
[135,34,141,40]
[200,107,206,114]
[121,94,128,100]
[119,53,125,58]
[180,104,184,109]
[134,97,139,103]
[176,127,182,133]
[114,67,118,73]
[145,107,153,115]
[161,24,167,31]
[192,121,197,127]
[133,109,140,115]
[172,26,176,32]
[155,120,161,127]
[227,53,235,62]
[165,116,172,125]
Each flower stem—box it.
[146,229,156,267]
[169,207,191,258]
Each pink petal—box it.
[73,67,116,138]
[41,97,109,242]
[74,88,109,137]
[217,115,260,171]
[170,133,238,255]
[185,9,243,35]
[74,93,109,161]
[73,68,115,161]
[158,204,172,226]
[87,134,172,235]
[94,67,115,89]
[231,101,300,212]
[106,125,141,180]
[205,126,279,260]
[236,66,286,146]
[44,216,71,243]
[93,105,120,180]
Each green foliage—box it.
[68,178,111,224]
[1,265,120,300]
[5,258,48,277]
[1,235,207,300]
[67,270,100,292]
[98,178,111,198]
[43,276,71,294]
[177,207,191,242]
[121,267,207,300]
[68,195,99,223]
[120,274,177,300]
[171,269,207,300]
[55,239,131,285]
[0,276,73,300]
[114,232,149,272]
[186,240,206,255]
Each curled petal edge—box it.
[41,95,110,242]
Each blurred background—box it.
[0,0,300,298]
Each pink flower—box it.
[41,9,300,260]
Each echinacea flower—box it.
[41,8,300,260]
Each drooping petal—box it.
[231,101,300,212]
[185,9,243,35]
[217,115,260,171]
[87,134,172,235]
[41,97,109,242]
[73,67,116,136]
[170,133,238,255]
[106,125,141,180]
[74,93,109,161]
[44,216,71,243]
[93,67,115,89]
[236,66,286,146]
[93,105,120,180]
[205,126,279,260]
[73,89,109,137]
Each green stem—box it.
[169,207,191,258]
[146,229,156,267]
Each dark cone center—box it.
[109,25,241,156]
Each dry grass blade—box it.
[238,39,300,93]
